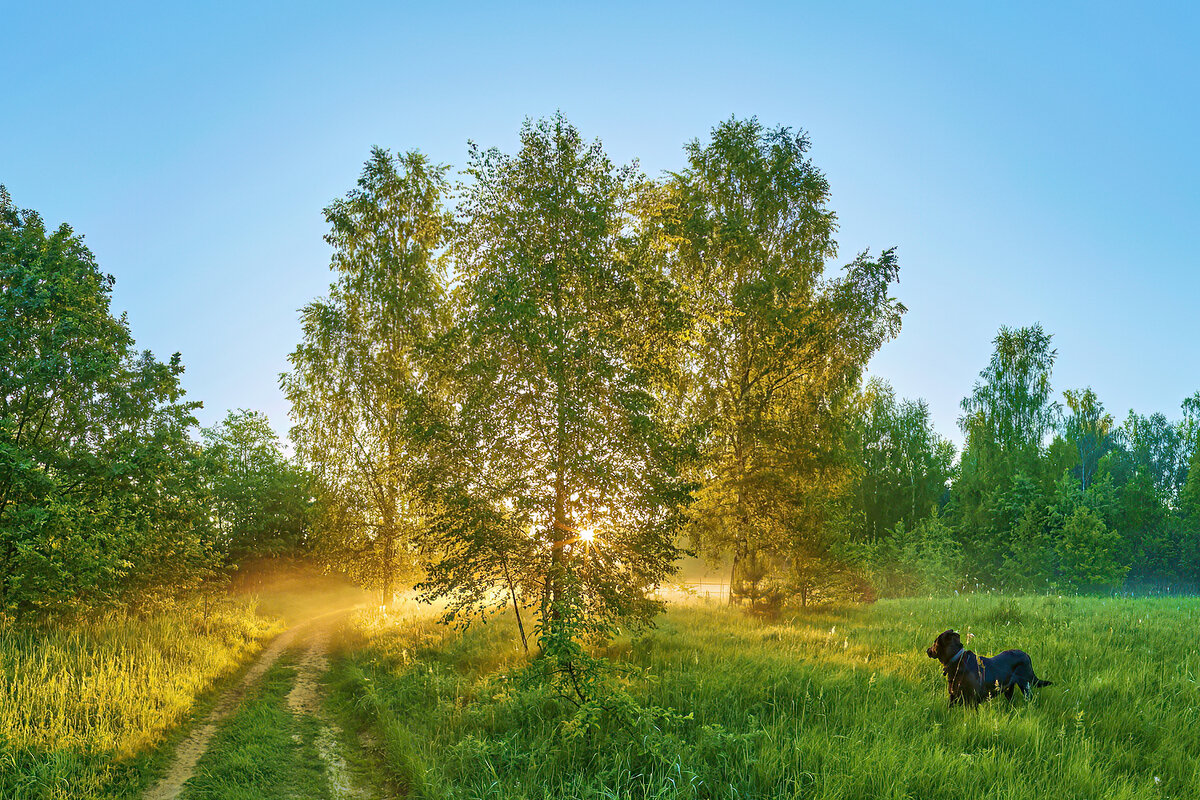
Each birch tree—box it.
[282,148,450,600]
[663,118,904,600]
[439,114,688,642]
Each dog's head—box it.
[926,629,962,661]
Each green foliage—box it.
[518,572,686,745]
[202,409,312,562]
[1062,387,1117,491]
[995,497,1058,592]
[959,324,1060,475]
[434,114,688,639]
[896,510,965,592]
[951,325,1059,584]
[0,186,220,617]
[848,378,955,543]
[283,148,452,598]
[1055,507,1129,591]
[856,323,1199,595]
[662,117,904,602]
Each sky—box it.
[3,2,1198,447]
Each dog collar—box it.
[948,649,966,665]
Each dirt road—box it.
[144,606,371,800]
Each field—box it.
[0,600,280,799]
[333,594,1200,799]
[3,591,1199,799]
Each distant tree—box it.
[897,510,965,593]
[849,379,955,543]
[1179,392,1200,471]
[201,409,311,562]
[1176,441,1200,584]
[0,186,219,616]
[662,117,904,602]
[952,324,1059,580]
[958,324,1059,477]
[995,500,1058,592]
[1107,411,1185,582]
[1056,507,1127,591]
[1062,388,1117,491]
[282,148,451,600]
[1181,438,1200,521]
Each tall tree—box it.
[662,117,904,599]
[437,114,688,643]
[282,148,451,600]
[1062,387,1117,491]
[0,186,218,615]
[958,324,1059,476]
[953,323,1059,580]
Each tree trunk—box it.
[549,469,567,620]
[381,498,396,606]
[548,256,568,624]
[502,556,529,653]
[728,551,738,606]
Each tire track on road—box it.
[144,605,362,800]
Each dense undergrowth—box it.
[0,599,279,800]
[332,595,1200,799]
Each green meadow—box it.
[332,594,1200,799]
[3,591,1198,798]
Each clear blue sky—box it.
[4,2,1197,446]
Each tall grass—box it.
[334,595,1200,799]
[0,599,279,799]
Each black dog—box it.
[926,629,1052,706]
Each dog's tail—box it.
[1032,677,1053,688]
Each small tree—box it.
[1056,507,1128,591]
[202,409,311,563]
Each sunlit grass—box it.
[0,599,279,799]
[333,594,1200,799]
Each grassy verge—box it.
[0,599,281,800]
[332,595,1200,799]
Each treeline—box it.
[5,115,1196,627]
[0,187,310,617]
[846,326,1200,598]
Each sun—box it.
[578,527,595,544]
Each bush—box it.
[1056,507,1128,591]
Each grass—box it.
[0,599,280,800]
[331,594,1200,799]
[179,652,333,800]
